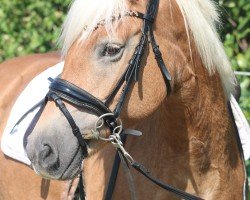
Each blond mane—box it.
[175,0,235,97]
[59,0,128,55]
[59,0,235,97]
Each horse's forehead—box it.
[60,0,132,54]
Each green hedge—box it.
[218,0,250,123]
[0,0,71,60]
[0,0,249,194]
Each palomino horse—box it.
[1,0,247,199]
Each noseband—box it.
[24,0,202,199]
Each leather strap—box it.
[48,93,88,155]
[132,162,203,200]
[10,100,44,134]
[49,78,111,115]
[149,27,171,95]
[118,151,137,200]
[105,133,203,200]
[23,98,47,148]
[105,135,127,200]
[78,173,85,200]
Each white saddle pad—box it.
[1,62,64,165]
[1,64,250,165]
[230,95,250,160]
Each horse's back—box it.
[0,52,60,90]
[0,52,65,200]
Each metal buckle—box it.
[91,113,122,141]
[90,113,134,164]
[110,134,135,164]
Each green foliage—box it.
[218,0,250,123]
[0,0,71,61]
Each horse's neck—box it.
[134,80,232,167]
[83,62,245,199]
[125,71,244,196]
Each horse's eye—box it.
[102,44,122,57]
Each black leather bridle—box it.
[23,0,203,199]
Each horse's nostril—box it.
[41,145,52,158]
[38,143,59,169]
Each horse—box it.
[0,52,76,199]
[0,0,247,199]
